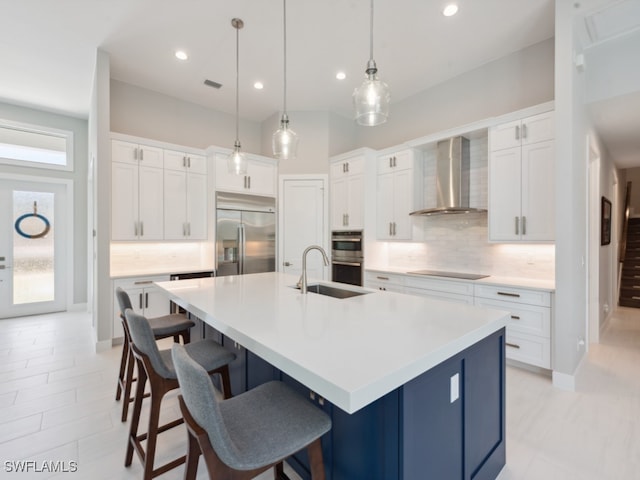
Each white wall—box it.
[623,167,640,215]
[110,80,263,153]
[0,102,88,306]
[353,38,555,150]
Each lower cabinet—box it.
[243,328,505,480]
[112,275,170,340]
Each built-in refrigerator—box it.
[216,191,276,277]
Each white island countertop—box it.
[156,272,508,414]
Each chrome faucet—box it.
[297,245,330,294]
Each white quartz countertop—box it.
[366,267,555,292]
[155,272,508,414]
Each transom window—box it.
[0,120,73,171]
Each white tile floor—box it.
[1,308,639,479]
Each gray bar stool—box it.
[171,343,332,480]
[114,286,195,422]
[125,309,236,480]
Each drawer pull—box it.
[510,315,521,320]
[506,342,521,349]
[497,291,520,298]
[376,276,390,281]
[134,280,154,285]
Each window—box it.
[0,120,73,171]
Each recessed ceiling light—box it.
[336,72,346,80]
[175,50,189,61]
[443,4,459,16]
[254,81,264,90]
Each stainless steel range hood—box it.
[410,136,486,216]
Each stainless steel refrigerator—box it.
[216,192,276,277]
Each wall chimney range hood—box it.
[410,136,486,216]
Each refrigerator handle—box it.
[238,224,245,275]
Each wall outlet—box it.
[577,338,585,351]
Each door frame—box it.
[0,172,74,314]
[278,174,329,278]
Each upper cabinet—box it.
[376,149,423,240]
[214,153,277,197]
[111,138,209,241]
[488,111,555,242]
[330,155,365,230]
[163,150,208,240]
[112,140,164,241]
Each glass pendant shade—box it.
[272,114,299,160]
[227,141,248,175]
[353,63,390,126]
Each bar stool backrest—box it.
[115,287,133,320]
[171,343,241,467]
[125,309,174,379]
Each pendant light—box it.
[227,18,248,175]
[272,0,299,160]
[353,0,390,126]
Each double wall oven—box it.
[331,230,363,286]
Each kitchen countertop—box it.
[366,266,555,292]
[155,272,508,413]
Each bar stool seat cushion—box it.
[152,340,236,380]
[216,381,331,470]
[148,313,195,337]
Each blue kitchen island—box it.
[156,272,508,480]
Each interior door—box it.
[280,177,328,282]
[0,178,67,318]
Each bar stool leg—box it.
[115,333,129,401]
[125,360,146,468]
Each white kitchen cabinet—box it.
[112,275,170,339]
[364,271,405,293]
[489,111,554,152]
[164,149,207,174]
[474,284,552,369]
[376,149,422,240]
[489,111,555,242]
[404,275,475,305]
[112,139,164,167]
[163,169,208,240]
[215,153,276,196]
[112,158,164,241]
[330,156,365,230]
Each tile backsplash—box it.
[110,242,214,277]
[378,214,555,279]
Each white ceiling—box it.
[2,0,639,168]
[0,0,554,122]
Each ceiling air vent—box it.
[204,79,222,89]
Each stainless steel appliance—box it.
[331,230,363,286]
[216,192,276,277]
[410,136,487,216]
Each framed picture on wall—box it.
[601,196,612,246]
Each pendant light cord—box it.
[283,0,288,116]
[369,0,374,62]
[235,22,240,144]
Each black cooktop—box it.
[407,270,490,280]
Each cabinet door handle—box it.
[183,223,186,236]
[346,214,349,226]
[389,222,393,236]
[389,157,393,168]
[140,221,144,237]
[393,156,397,167]
[145,292,149,309]
[134,147,139,161]
[522,216,526,235]
[393,222,397,236]
[346,162,349,173]
[134,280,153,285]
[283,261,291,267]
[247,176,251,189]
[140,148,144,161]
[187,156,191,168]
[188,222,191,236]
[134,222,139,236]
[510,315,521,320]
[515,125,520,141]
[515,216,519,235]
[376,276,389,280]
[183,156,186,167]
[522,124,527,139]
[498,291,521,298]
[506,342,521,349]
[139,293,143,310]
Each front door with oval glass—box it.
[0,179,67,318]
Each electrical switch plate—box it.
[450,373,459,403]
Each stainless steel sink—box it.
[292,283,370,299]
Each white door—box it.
[0,178,67,318]
[279,177,328,282]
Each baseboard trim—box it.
[552,370,576,391]
[95,338,112,353]
[67,303,88,312]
